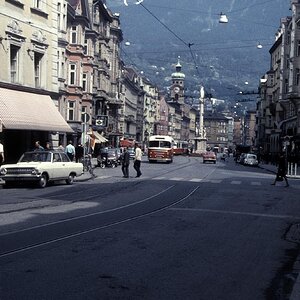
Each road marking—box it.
[95,176,111,180]
[169,207,300,220]
[190,178,203,182]
[210,180,222,184]
[170,177,184,181]
[231,180,241,185]
[251,182,261,186]
[154,177,166,180]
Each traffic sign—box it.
[81,113,90,123]
[96,115,108,127]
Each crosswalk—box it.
[93,175,264,185]
[152,176,262,185]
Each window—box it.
[285,79,289,94]
[82,73,87,92]
[34,52,43,87]
[67,101,75,121]
[70,26,77,44]
[295,68,300,86]
[57,51,60,78]
[10,45,19,83]
[69,63,76,85]
[57,3,61,30]
[34,0,42,9]
[296,40,300,57]
[83,38,88,55]
[61,51,65,78]
[57,2,67,32]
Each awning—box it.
[0,88,73,132]
[93,131,108,143]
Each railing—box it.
[287,162,300,178]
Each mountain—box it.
[107,0,290,102]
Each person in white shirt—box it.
[133,143,142,177]
[0,140,4,165]
[65,140,76,161]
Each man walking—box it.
[271,152,289,187]
[121,147,130,178]
[65,140,76,161]
[133,143,142,178]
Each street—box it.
[1,155,300,299]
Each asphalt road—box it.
[1,156,300,300]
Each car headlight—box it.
[31,168,40,175]
[0,168,7,175]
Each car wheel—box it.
[38,174,48,188]
[66,174,75,185]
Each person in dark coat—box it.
[75,144,84,162]
[121,147,130,178]
[271,153,289,187]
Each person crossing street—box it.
[133,143,142,178]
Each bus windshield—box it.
[149,141,171,148]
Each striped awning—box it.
[93,131,108,143]
[0,88,73,132]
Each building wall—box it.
[0,0,58,92]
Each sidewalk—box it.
[75,158,99,182]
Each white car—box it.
[0,151,83,188]
[242,153,259,166]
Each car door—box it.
[52,152,65,179]
[59,152,73,177]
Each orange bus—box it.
[148,135,174,163]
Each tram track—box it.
[0,183,200,258]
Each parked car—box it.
[0,151,83,188]
[242,153,259,166]
[202,151,217,164]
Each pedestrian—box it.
[34,141,44,151]
[0,140,4,165]
[121,147,130,178]
[271,152,289,187]
[133,143,142,178]
[75,144,84,162]
[65,140,76,161]
[45,142,52,151]
[58,144,64,152]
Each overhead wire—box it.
[122,0,284,93]
[138,3,202,79]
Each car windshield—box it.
[247,155,257,159]
[19,152,52,162]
